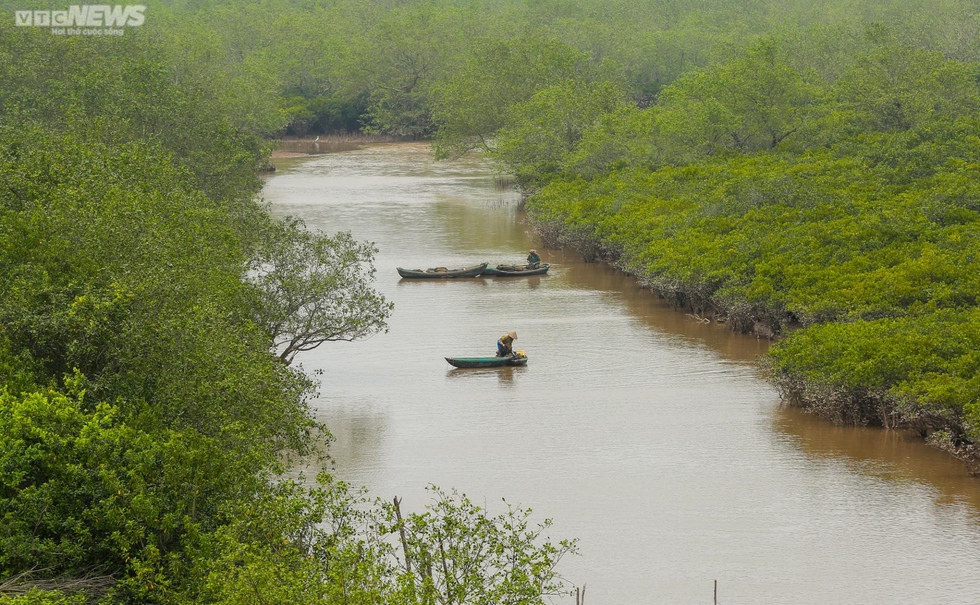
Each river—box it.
[262,142,980,605]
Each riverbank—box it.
[274,134,415,156]
[530,212,980,473]
[523,154,980,474]
[261,141,980,604]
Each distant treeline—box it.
[127,0,980,142]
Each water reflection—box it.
[774,404,980,513]
[397,277,489,287]
[310,399,388,476]
[553,250,771,364]
[278,138,365,155]
[446,365,525,387]
[482,274,545,289]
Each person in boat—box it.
[527,249,541,269]
[496,331,518,357]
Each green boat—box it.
[484,263,550,276]
[445,353,528,368]
[397,263,488,278]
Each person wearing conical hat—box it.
[527,249,541,269]
[496,331,517,357]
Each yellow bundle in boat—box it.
[516,349,526,356]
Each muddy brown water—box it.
[262,142,980,605]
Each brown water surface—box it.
[262,143,980,605]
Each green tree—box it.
[0,590,85,605]
[430,35,592,158]
[387,487,578,605]
[0,384,254,590]
[196,474,397,605]
[834,29,980,133]
[195,478,579,605]
[358,4,471,138]
[247,218,393,365]
[658,39,819,155]
[564,105,662,178]
[494,80,629,189]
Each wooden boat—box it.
[483,263,550,276]
[397,263,488,278]
[445,353,528,368]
